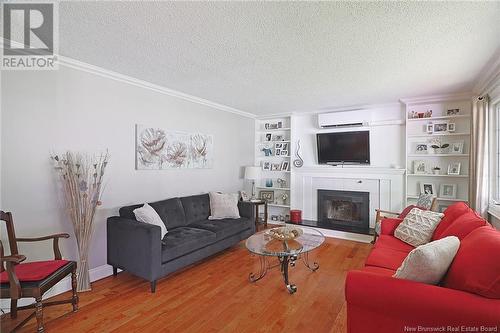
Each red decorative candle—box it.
[290,210,302,223]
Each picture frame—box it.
[447,162,461,175]
[281,161,289,171]
[440,184,457,199]
[277,121,283,129]
[414,143,428,154]
[260,191,274,203]
[239,191,249,201]
[446,109,460,115]
[265,133,272,142]
[450,141,464,154]
[437,204,449,213]
[275,148,281,156]
[433,122,449,133]
[281,150,288,156]
[264,123,270,130]
[262,161,271,171]
[420,182,436,195]
[271,163,282,171]
[271,215,279,221]
[269,123,278,130]
[274,143,283,149]
[426,123,434,134]
[272,134,284,141]
[447,123,456,132]
[413,160,428,174]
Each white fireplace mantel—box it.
[291,166,406,229]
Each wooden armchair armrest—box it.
[375,209,401,225]
[16,233,70,260]
[1,255,27,299]
[375,209,400,216]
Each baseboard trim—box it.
[0,264,120,313]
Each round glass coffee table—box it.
[245,226,325,294]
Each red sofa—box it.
[345,202,500,333]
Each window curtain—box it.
[469,95,490,218]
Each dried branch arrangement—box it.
[51,151,109,291]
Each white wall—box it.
[1,65,254,270]
[291,105,405,168]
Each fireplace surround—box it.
[317,189,370,234]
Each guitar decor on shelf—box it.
[293,140,304,168]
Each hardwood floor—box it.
[1,237,372,333]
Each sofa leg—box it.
[150,280,156,293]
[112,266,118,276]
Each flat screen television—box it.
[317,131,370,165]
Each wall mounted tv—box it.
[317,131,370,165]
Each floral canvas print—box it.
[136,125,213,169]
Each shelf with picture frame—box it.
[403,95,472,208]
[255,116,293,222]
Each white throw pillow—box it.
[208,192,240,220]
[393,236,460,285]
[394,208,444,247]
[133,203,168,239]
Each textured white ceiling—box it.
[58,1,500,115]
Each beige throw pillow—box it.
[209,192,240,220]
[395,208,444,246]
[133,203,168,239]
[393,236,460,285]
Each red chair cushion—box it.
[365,247,409,270]
[380,218,404,236]
[374,235,415,253]
[398,205,424,219]
[438,211,488,240]
[432,202,471,240]
[0,260,70,283]
[443,226,500,299]
[361,266,396,277]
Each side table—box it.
[248,200,267,231]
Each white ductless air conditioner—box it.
[318,110,372,128]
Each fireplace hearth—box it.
[317,189,370,234]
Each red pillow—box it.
[439,211,488,240]
[443,226,500,299]
[432,202,471,240]
[398,205,424,219]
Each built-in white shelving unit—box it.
[402,95,472,211]
[254,116,292,222]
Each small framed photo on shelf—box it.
[447,123,456,132]
[413,160,428,174]
[437,204,449,213]
[450,141,464,154]
[262,161,271,171]
[447,162,461,175]
[277,121,283,128]
[270,215,279,221]
[275,148,281,156]
[433,122,448,133]
[426,123,434,134]
[281,150,288,156]
[440,184,457,199]
[272,134,284,141]
[260,190,274,203]
[420,182,436,195]
[414,143,428,154]
[271,163,281,171]
[446,109,460,115]
[265,133,272,142]
[281,161,289,171]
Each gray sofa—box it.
[107,193,255,292]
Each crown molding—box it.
[473,48,500,95]
[399,92,473,105]
[57,56,256,119]
[1,38,256,119]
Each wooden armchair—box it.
[372,196,438,243]
[0,211,78,333]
